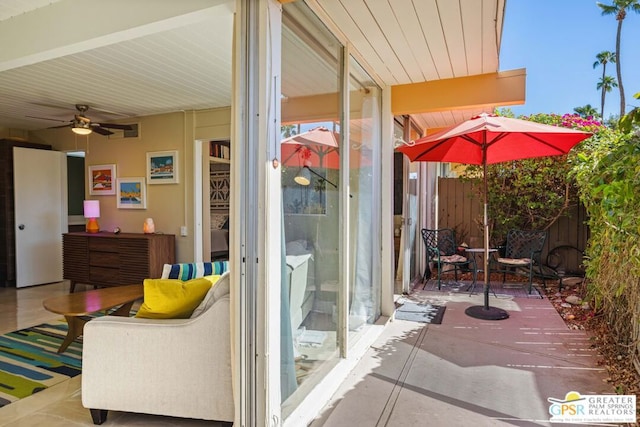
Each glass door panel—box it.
[280,1,342,417]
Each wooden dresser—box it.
[63,232,175,292]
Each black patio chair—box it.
[531,245,585,291]
[421,228,476,290]
[491,229,547,294]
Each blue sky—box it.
[500,0,640,120]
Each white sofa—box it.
[81,272,233,425]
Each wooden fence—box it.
[437,177,588,275]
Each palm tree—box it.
[597,0,640,117]
[573,104,599,119]
[596,76,618,118]
[593,51,616,117]
[281,124,298,138]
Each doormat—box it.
[395,302,446,324]
[0,320,82,408]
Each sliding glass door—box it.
[280,1,343,416]
[278,2,383,422]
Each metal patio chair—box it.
[532,244,585,291]
[421,228,476,290]
[492,229,547,294]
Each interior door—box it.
[14,147,67,287]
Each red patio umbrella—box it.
[281,126,371,170]
[397,113,592,320]
[281,126,340,169]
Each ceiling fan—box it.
[29,104,134,136]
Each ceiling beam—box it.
[282,69,525,124]
[282,90,369,124]
[391,68,526,115]
[281,92,338,125]
[0,0,232,72]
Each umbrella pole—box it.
[465,144,509,320]
[483,202,490,308]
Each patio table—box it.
[464,248,497,295]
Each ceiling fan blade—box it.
[92,126,113,136]
[29,102,76,111]
[26,115,69,123]
[75,103,130,117]
[47,124,72,129]
[89,106,130,117]
[95,123,134,130]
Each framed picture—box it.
[88,164,116,195]
[147,150,179,184]
[117,177,147,209]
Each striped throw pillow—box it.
[161,261,229,280]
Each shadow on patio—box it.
[311,280,614,427]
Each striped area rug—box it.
[0,320,81,408]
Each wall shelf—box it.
[209,140,230,163]
[209,157,230,164]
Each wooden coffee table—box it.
[42,284,144,353]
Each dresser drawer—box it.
[89,251,120,267]
[89,238,119,252]
[90,266,120,284]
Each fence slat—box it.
[437,177,588,273]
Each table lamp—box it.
[83,200,100,233]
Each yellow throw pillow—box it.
[202,274,222,286]
[135,278,213,319]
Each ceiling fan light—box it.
[72,127,92,135]
[72,121,92,135]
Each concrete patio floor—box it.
[310,285,618,427]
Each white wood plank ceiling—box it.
[310,0,505,131]
[0,0,505,133]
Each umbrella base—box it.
[465,305,509,320]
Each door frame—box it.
[400,116,423,293]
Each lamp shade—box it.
[294,167,311,186]
[83,200,100,233]
[83,200,100,218]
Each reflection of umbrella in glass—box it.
[281,126,371,173]
[281,126,339,168]
[397,113,592,320]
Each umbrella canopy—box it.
[281,126,340,169]
[399,114,591,165]
[281,126,371,169]
[397,113,592,320]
